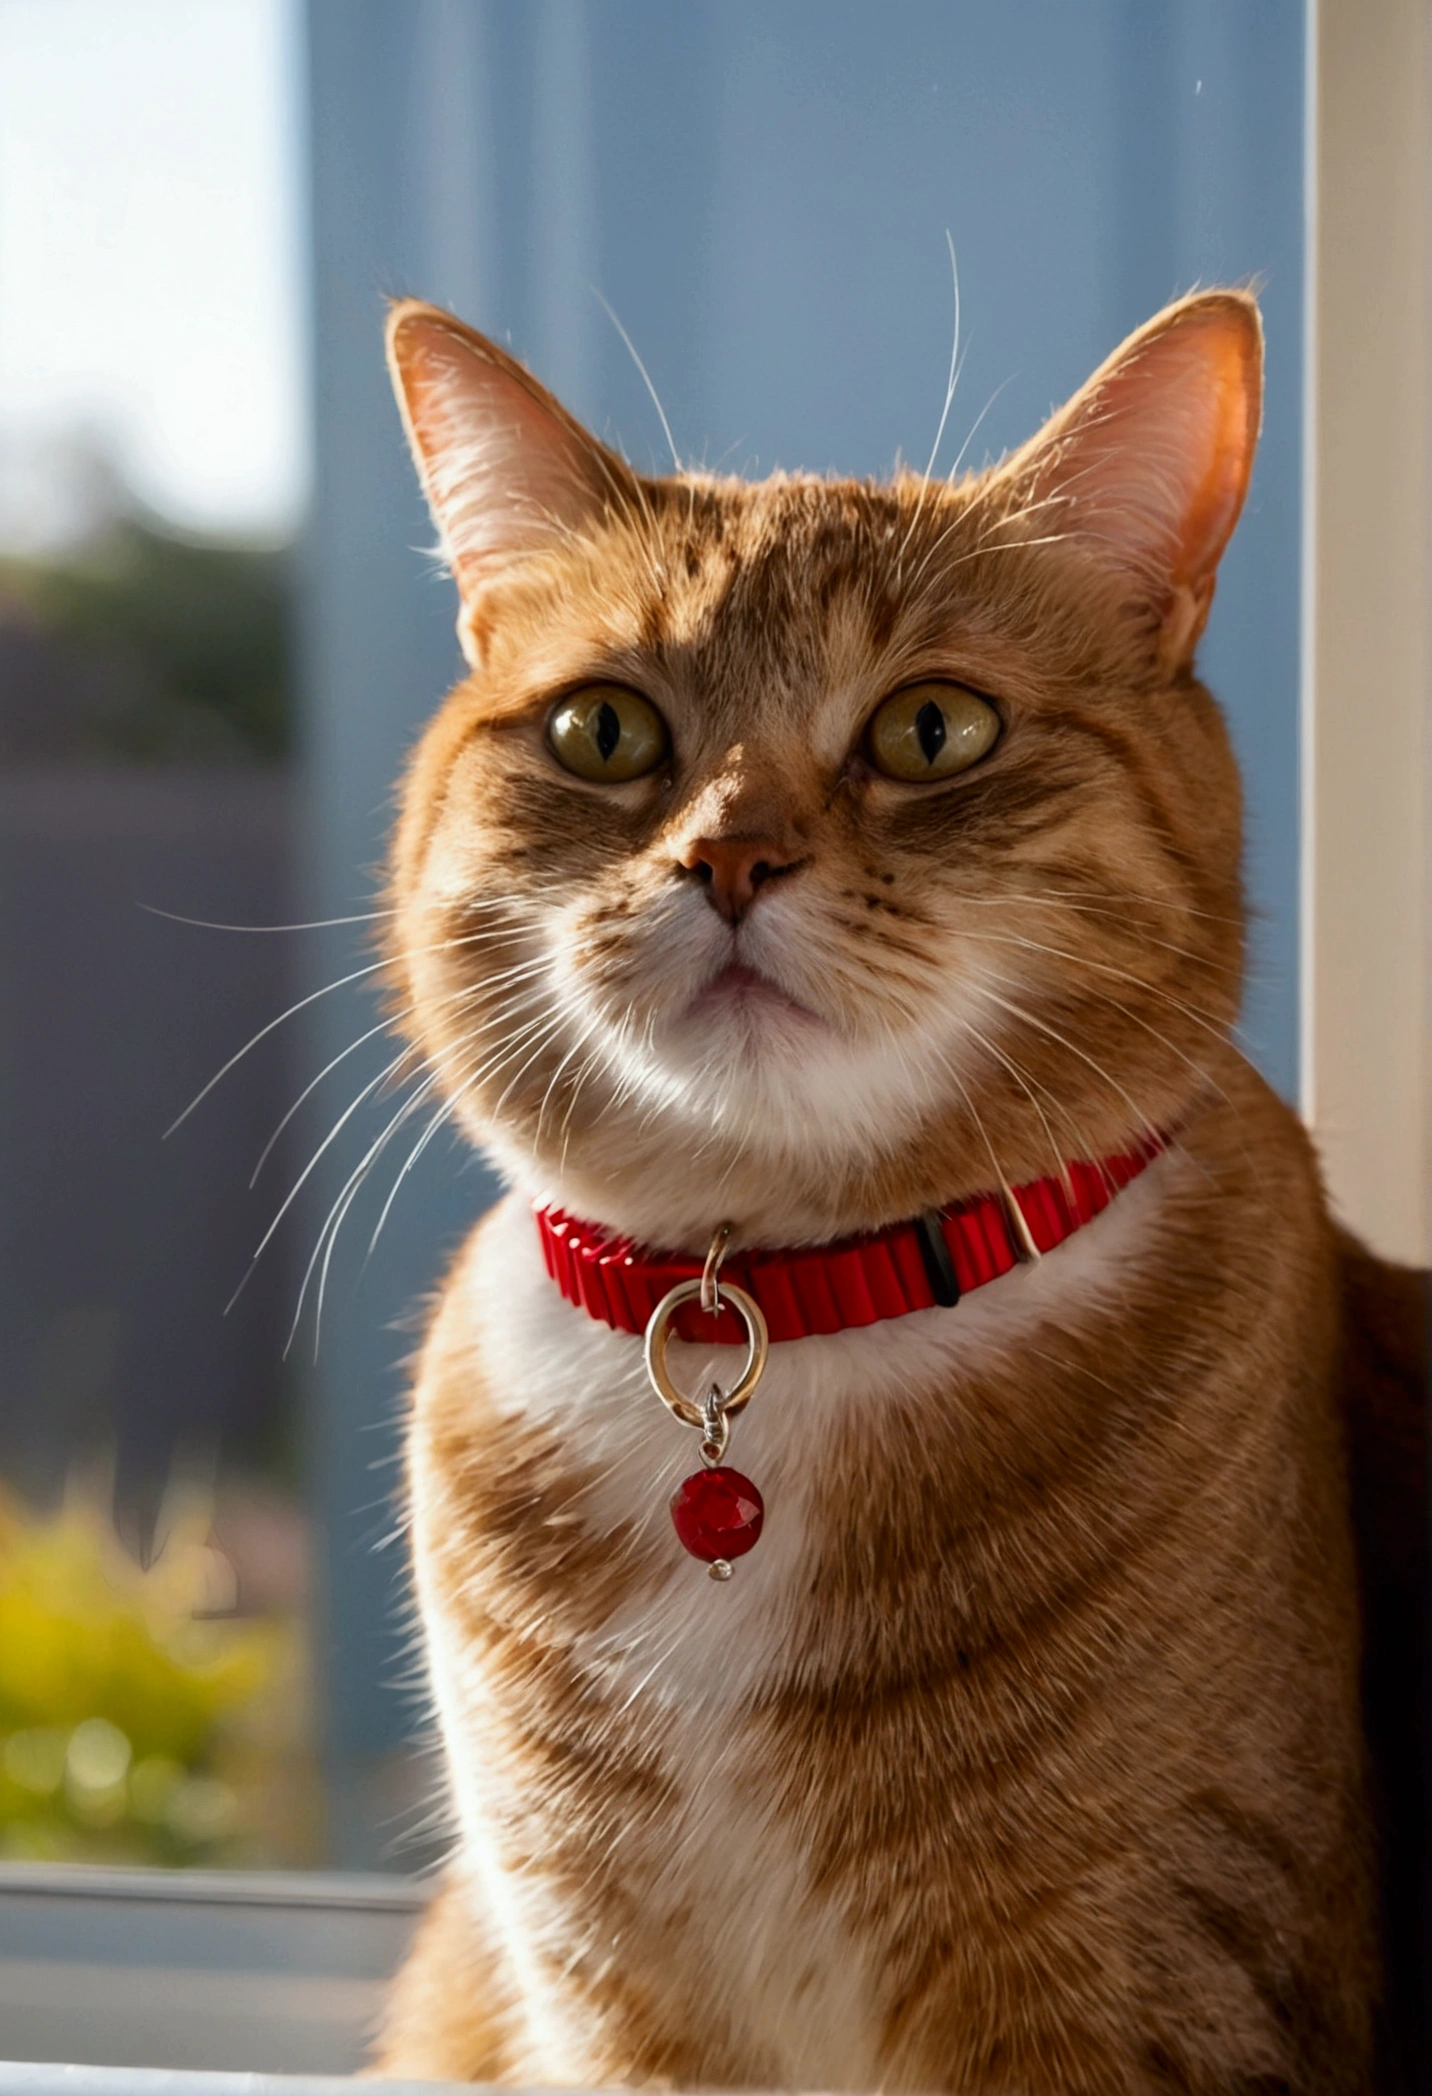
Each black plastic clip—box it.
[914,1210,962,1308]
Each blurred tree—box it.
[0,517,292,765]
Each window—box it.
[3,0,1423,2077]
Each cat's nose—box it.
[679,836,804,925]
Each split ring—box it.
[643,1277,770,1430]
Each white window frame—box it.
[1301,0,1431,1266]
[0,1862,424,2082]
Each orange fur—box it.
[365,291,1423,2093]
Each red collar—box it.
[535,1133,1167,1347]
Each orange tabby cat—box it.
[369,290,1421,2094]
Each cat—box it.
[368,288,1426,2094]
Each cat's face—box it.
[386,295,1258,1248]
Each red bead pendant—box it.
[670,1466,764,1568]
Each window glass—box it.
[0,0,1308,1888]
[0,0,319,1872]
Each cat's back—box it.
[1338,1232,1428,2093]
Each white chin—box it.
[672,991,822,1063]
[589,992,947,1173]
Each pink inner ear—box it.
[1028,299,1262,598]
[387,307,616,602]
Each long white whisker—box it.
[947,370,1017,482]
[229,1042,418,1312]
[591,285,680,472]
[534,1012,604,1144]
[957,1013,1069,1170]
[363,1034,524,1263]
[921,230,962,482]
[893,233,965,579]
[358,998,577,1276]
[168,912,557,1139]
[941,1054,1019,1203]
[139,903,395,933]
[247,964,535,1187]
[364,1094,462,1262]
[960,929,1233,1045]
[168,916,538,1140]
[251,1007,413,1187]
[293,1067,449,1356]
[165,955,399,1136]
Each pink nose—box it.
[679,836,803,925]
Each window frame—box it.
[0,1860,425,2080]
[1300,0,1431,1265]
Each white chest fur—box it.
[433,1156,1176,2085]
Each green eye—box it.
[548,684,669,783]
[866,681,1000,782]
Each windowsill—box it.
[0,1863,426,2079]
[0,2070,451,2096]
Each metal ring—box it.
[701,1220,734,1316]
[643,1278,769,1431]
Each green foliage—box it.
[0,1479,318,1867]
[0,519,292,763]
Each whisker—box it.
[139,903,395,934]
[964,884,1241,932]
[956,1013,1072,1176]
[168,922,550,1138]
[357,1000,566,1269]
[364,1092,463,1263]
[592,285,681,472]
[893,232,965,579]
[296,1002,574,1354]
[165,954,400,1137]
[250,1006,413,1187]
[350,1000,578,1285]
[489,1010,577,1119]
[958,928,1233,1046]
[558,1043,609,1168]
[360,1019,547,1266]
[228,1042,419,1313]
[946,371,1016,483]
[975,979,1162,1141]
[246,965,531,1187]
[292,1067,449,1355]
[534,1012,604,1145]
[925,229,963,480]
[358,989,570,1265]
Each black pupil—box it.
[594,701,622,761]
[915,699,947,765]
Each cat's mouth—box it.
[687,961,823,1028]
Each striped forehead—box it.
[634,476,929,711]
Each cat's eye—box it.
[547,684,669,783]
[866,681,1000,782]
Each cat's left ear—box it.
[386,300,639,664]
[1003,290,1262,674]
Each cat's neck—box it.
[488,1061,1224,1258]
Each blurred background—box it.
[0,0,1318,1874]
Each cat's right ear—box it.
[999,291,1263,676]
[386,301,635,662]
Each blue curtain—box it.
[301,0,1305,1859]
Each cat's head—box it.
[384,292,1259,1249]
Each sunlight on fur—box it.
[356,289,1426,2095]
